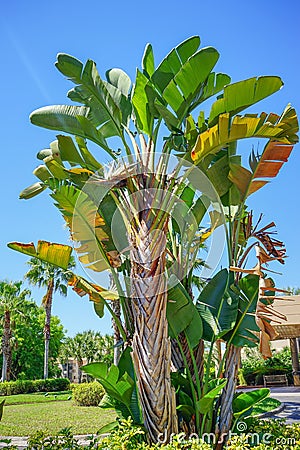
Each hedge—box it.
[0,378,70,395]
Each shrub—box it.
[0,378,70,396]
[241,347,293,385]
[9,418,300,449]
[72,381,104,406]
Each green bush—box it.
[72,381,105,406]
[0,378,70,396]
[241,347,293,385]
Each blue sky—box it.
[0,0,299,336]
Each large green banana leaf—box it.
[197,379,227,414]
[81,361,134,411]
[30,54,132,157]
[167,275,202,348]
[117,347,142,424]
[208,76,283,126]
[57,53,132,125]
[132,36,230,134]
[223,274,260,347]
[232,388,269,418]
[196,269,238,341]
[82,349,142,425]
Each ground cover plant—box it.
[8,35,298,447]
[1,418,297,450]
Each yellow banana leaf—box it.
[191,104,298,163]
[68,273,118,318]
[51,183,121,272]
[8,240,72,270]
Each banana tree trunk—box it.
[217,345,241,447]
[43,279,54,380]
[1,310,12,382]
[129,213,178,443]
[109,274,122,366]
[111,299,122,366]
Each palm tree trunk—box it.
[1,310,12,382]
[217,345,241,447]
[77,359,83,383]
[129,214,178,443]
[43,279,54,379]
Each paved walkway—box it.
[237,386,300,423]
[268,386,300,423]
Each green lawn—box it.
[0,394,116,435]
[3,391,71,405]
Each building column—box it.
[290,338,300,386]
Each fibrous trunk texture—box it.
[109,274,122,366]
[43,279,54,379]
[129,210,178,443]
[111,298,122,366]
[171,335,204,385]
[217,345,241,446]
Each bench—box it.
[263,374,288,387]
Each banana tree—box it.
[9,35,298,444]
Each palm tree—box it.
[0,281,30,381]
[24,257,75,379]
[60,331,113,382]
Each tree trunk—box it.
[43,279,54,380]
[1,310,12,382]
[109,274,122,366]
[129,212,178,443]
[217,345,241,447]
[290,338,300,386]
[78,359,83,383]
[111,299,122,366]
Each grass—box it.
[0,393,116,436]
[3,391,72,405]
[252,397,281,416]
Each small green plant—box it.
[72,381,104,406]
[0,440,17,450]
[28,428,82,450]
